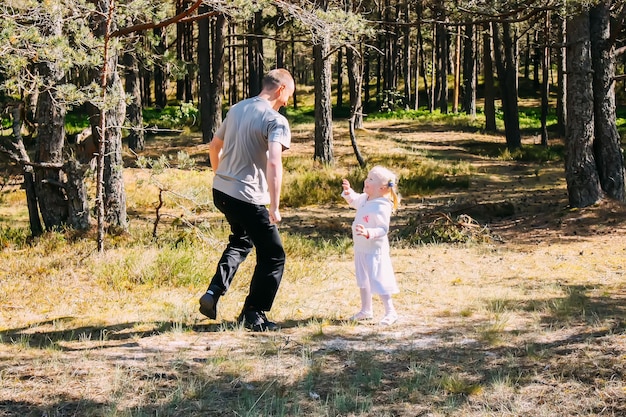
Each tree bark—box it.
[556,16,567,137]
[153,27,167,108]
[124,50,144,151]
[347,44,364,129]
[540,12,550,146]
[208,14,225,139]
[247,11,263,97]
[35,71,69,230]
[8,103,43,236]
[462,23,476,117]
[565,10,602,207]
[590,1,625,201]
[493,21,521,150]
[403,1,411,107]
[198,4,211,143]
[313,22,333,164]
[482,23,497,132]
[435,17,448,113]
[453,26,461,113]
[90,0,128,233]
[336,47,343,109]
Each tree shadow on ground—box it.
[1,284,624,416]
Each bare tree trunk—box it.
[493,21,521,150]
[209,14,225,137]
[590,1,625,201]
[453,26,461,113]
[247,11,263,96]
[462,23,476,117]
[154,27,167,108]
[92,0,128,239]
[336,47,343,109]
[124,49,144,151]
[557,16,567,137]
[483,23,497,132]
[313,10,333,165]
[198,4,211,143]
[347,44,364,129]
[229,23,239,106]
[290,32,297,109]
[364,49,371,107]
[176,0,184,101]
[565,10,602,207]
[183,18,194,102]
[35,71,68,230]
[7,103,43,236]
[540,12,550,146]
[435,17,448,113]
[402,1,411,107]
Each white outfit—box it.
[342,189,399,295]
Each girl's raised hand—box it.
[342,179,350,191]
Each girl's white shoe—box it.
[349,311,374,321]
[379,313,398,326]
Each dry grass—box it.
[1,119,626,416]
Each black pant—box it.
[208,189,285,311]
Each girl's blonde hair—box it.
[371,165,401,211]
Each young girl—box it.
[341,166,400,325]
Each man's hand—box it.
[269,207,281,224]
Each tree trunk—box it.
[198,5,211,143]
[91,0,128,232]
[347,43,364,129]
[540,12,550,146]
[533,30,541,91]
[435,19,448,113]
[483,23,497,132]
[64,159,91,230]
[141,55,152,107]
[462,24,476,117]
[183,18,194,102]
[229,23,239,106]
[176,0,184,102]
[590,1,625,201]
[403,1,411,107]
[557,16,567,137]
[565,10,602,207]
[493,21,521,150]
[35,71,69,230]
[101,69,128,232]
[336,47,343,109]
[364,49,371,107]
[247,11,263,97]
[124,50,144,151]
[290,33,297,109]
[208,14,225,138]
[453,26,461,113]
[313,32,333,164]
[154,27,167,108]
[9,103,43,236]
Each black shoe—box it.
[199,292,217,319]
[238,309,279,332]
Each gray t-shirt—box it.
[212,96,291,205]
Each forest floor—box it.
[1,119,626,416]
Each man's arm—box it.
[266,140,284,223]
[208,136,223,171]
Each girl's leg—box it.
[379,294,398,325]
[350,287,373,320]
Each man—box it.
[199,68,295,331]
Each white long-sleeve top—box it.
[342,188,392,254]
